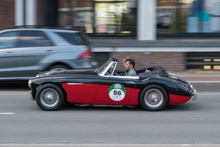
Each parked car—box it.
[29,58,197,111]
[0,26,96,82]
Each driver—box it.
[123,58,137,76]
[123,56,131,67]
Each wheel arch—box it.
[45,62,72,71]
[33,82,67,102]
[138,82,170,105]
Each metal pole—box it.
[93,0,96,35]
[70,0,73,26]
[23,0,26,26]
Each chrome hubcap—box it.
[45,92,55,103]
[144,89,163,108]
[40,88,59,108]
[150,94,158,102]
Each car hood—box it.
[167,73,194,93]
[36,69,97,78]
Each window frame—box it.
[0,30,20,49]
[55,32,87,46]
[16,30,55,48]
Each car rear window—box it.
[55,32,86,45]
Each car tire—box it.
[35,84,64,111]
[48,64,69,71]
[139,84,168,111]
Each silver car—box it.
[0,27,94,81]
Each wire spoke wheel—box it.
[40,88,60,108]
[140,85,168,111]
[36,84,64,111]
[144,89,163,108]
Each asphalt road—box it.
[0,84,220,146]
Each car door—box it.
[93,76,137,105]
[13,30,54,77]
[62,75,101,104]
[0,31,19,78]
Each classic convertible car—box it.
[29,58,197,111]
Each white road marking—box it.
[0,144,220,147]
[0,91,28,95]
[0,113,14,115]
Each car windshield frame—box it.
[97,59,113,76]
[97,58,139,79]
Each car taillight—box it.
[77,51,91,59]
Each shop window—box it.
[157,0,220,34]
[58,0,137,36]
[95,0,137,36]
[58,0,93,33]
[186,0,220,33]
[157,0,178,34]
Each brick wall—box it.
[59,0,70,8]
[110,52,186,72]
[157,0,177,6]
[58,0,92,8]
[76,0,93,7]
[0,0,14,30]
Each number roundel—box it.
[108,83,126,101]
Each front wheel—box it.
[139,85,168,111]
[35,84,64,111]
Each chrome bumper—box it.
[191,89,197,101]
[30,91,34,101]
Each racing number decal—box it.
[108,83,126,101]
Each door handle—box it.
[46,50,54,53]
[4,52,13,55]
[125,81,135,84]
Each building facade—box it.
[1,0,220,71]
[0,0,15,30]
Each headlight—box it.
[28,80,32,88]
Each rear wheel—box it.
[139,84,168,111]
[35,84,64,111]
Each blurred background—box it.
[1,1,220,144]
[1,0,220,74]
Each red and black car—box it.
[29,58,197,111]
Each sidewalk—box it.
[172,70,220,83]
[90,37,220,47]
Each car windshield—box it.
[98,59,112,75]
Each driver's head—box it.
[125,59,135,71]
